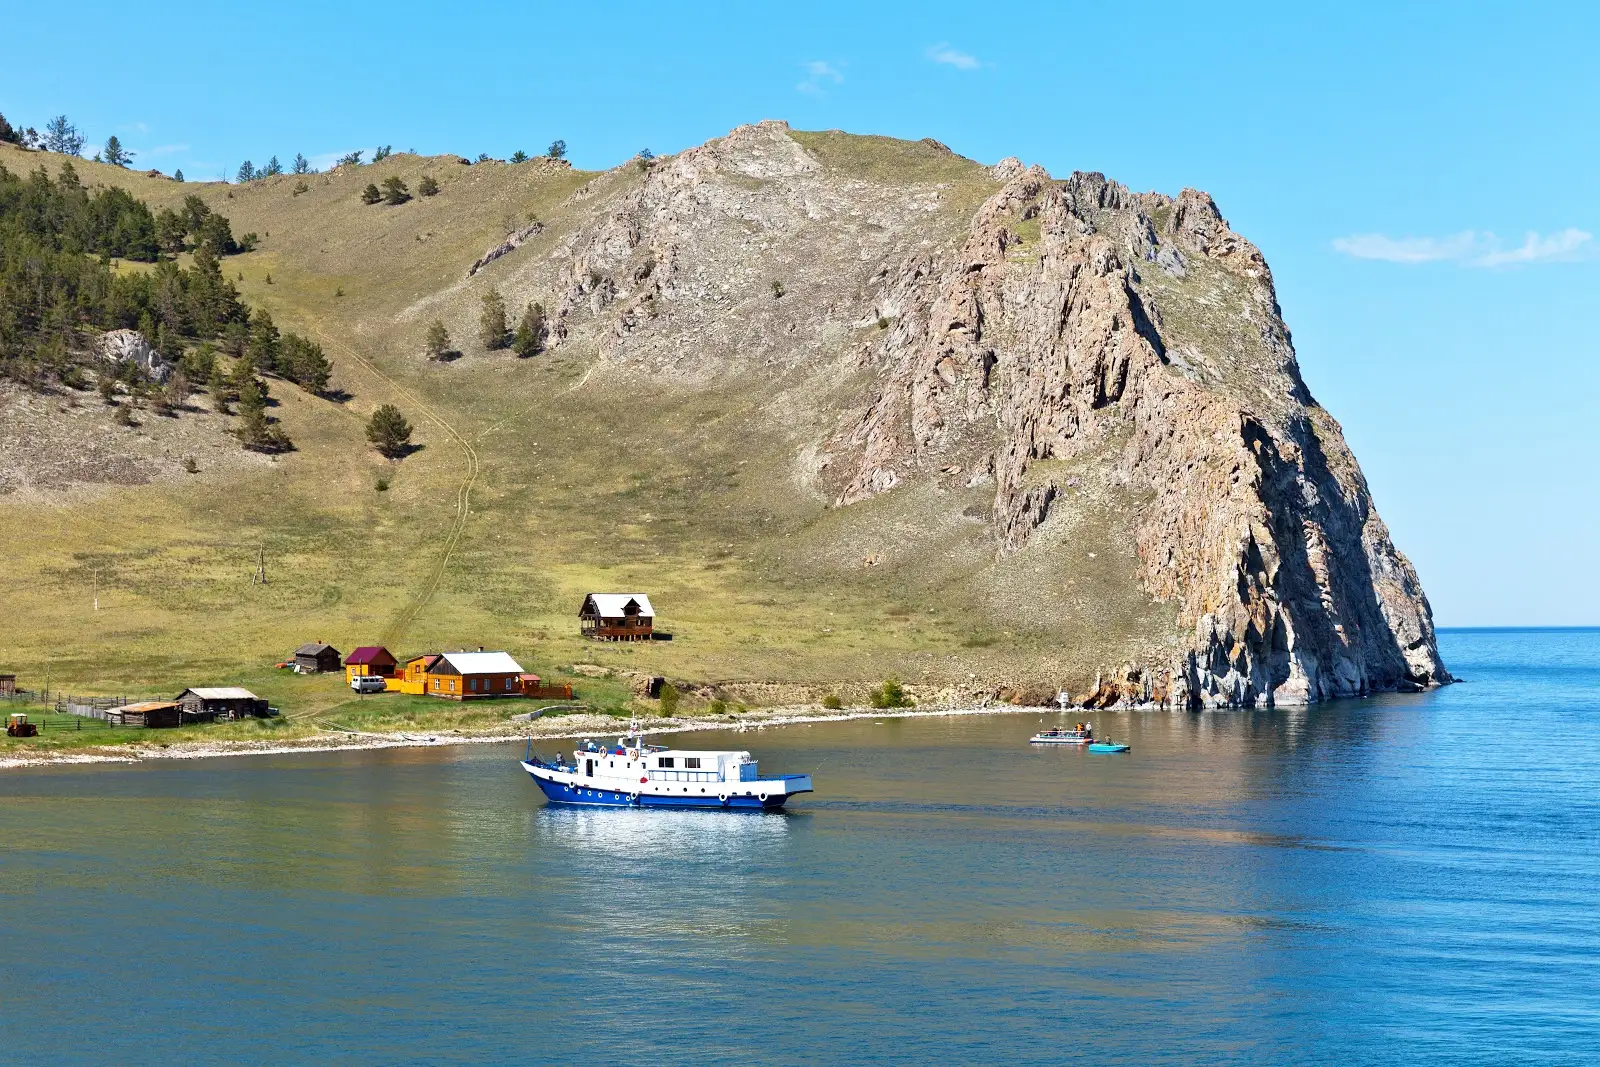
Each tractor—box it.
[6,712,39,737]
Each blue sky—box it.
[3,1,1596,625]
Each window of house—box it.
[432,679,439,690]
[505,678,514,690]
[684,757,701,769]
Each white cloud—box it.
[927,43,981,70]
[1333,229,1594,268]
[136,143,189,158]
[797,60,845,96]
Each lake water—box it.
[2,628,1597,1064]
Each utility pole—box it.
[254,545,268,586]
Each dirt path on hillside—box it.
[313,331,481,663]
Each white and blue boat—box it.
[520,724,814,811]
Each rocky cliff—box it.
[481,121,1447,707]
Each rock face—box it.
[479,121,1448,707]
[98,329,171,383]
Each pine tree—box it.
[43,115,85,155]
[381,176,409,204]
[547,139,567,160]
[0,112,17,144]
[366,404,413,458]
[246,309,279,372]
[173,169,184,182]
[479,289,509,350]
[510,150,529,163]
[102,135,133,167]
[360,183,382,205]
[417,175,440,197]
[373,145,392,161]
[263,155,283,176]
[424,320,450,359]
[512,301,545,357]
[237,160,255,183]
[207,362,232,413]
[292,152,311,175]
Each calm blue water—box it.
[1,628,1597,1064]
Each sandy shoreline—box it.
[0,703,1051,771]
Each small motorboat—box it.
[1087,741,1130,753]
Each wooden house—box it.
[0,673,15,697]
[106,701,183,728]
[345,646,398,683]
[579,593,655,641]
[177,687,269,720]
[423,651,526,700]
[294,642,343,673]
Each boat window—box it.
[684,757,701,769]
[658,757,675,768]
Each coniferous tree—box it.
[380,176,409,204]
[155,208,187,253]
[263,156,283,176]
[510,150,529,163]
[0,113,17,144]
[338,150,363,166]
[292,153,311,175]
[102,136,133,167]
[207,362,232,412]
[479,288,509,350]
[43,115,85,155]
[360,182,382,205]
[246,309,279,372]
[424,320,450,359]
[373,145,391,161]
[547,139,567,160]
[512,302,545,357]
[417,175,440,197]
[366,404,413,458]
[173,169,184,182]
[236,160,255,183]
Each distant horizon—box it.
[3,0,1596,628]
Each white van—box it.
[350,675,388,694]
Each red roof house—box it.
[344,646,398,680]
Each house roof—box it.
[181,687,261,701]
[433,651,524,676]
[346,646,394,665]
[115,701,182,713]
[581,593,655,620]
[295,642,339,656]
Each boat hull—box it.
[522,763,803,811]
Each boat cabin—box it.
[568,736,759,790]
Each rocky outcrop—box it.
[466,221,545,277]
[481,122,1447,707]
[98,329,171,382]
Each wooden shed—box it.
[106,701,183,728]
[177,687,270,720]
[579,593,655,641]
[0,673,15,697]
[294,642,343,673]
[345,646,398,683]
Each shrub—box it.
[375,475,390,492]
[98,376,117,403]
[547,139,567,160]
[381,176,409,205]
[360,183,382,205]
[708,698,727,716]
[418,175,439,197]
[658,684,679,716]
[820,693,843,710]
[772,280,785,298]
[869,678,912,709]
[182,456,199,473]
[373,145,392,162]
[366,403,413,458]
[876,316,890,330]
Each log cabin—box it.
[579,593,655,641]
[294,642,343,673]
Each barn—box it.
[294,642,343,673]
[579,593,655,641]
[423,651,526,700]
[177,687,270,720]
[106,701,183,728]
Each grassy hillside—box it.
[0,136,1180,716]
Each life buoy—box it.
[640,776,648,784]
[758,792,769,802]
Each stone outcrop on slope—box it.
[827,165,1448,707]
[486,121,1447,707]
